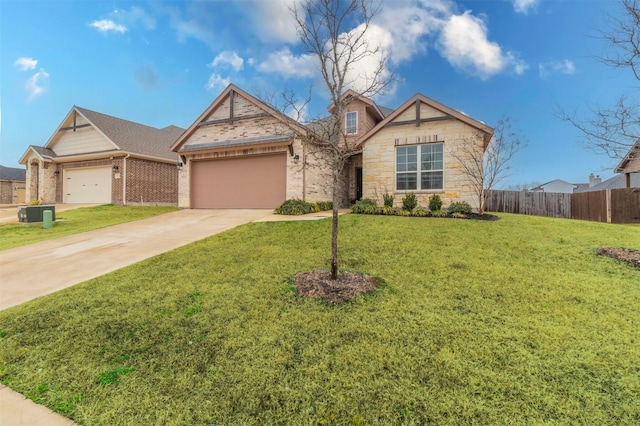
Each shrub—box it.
[428,194,442,212]
[397,209,411,216]
[315,201,333,211]
[380,206,396,215]
[29,199,42,206]
[351,198,378,214]
[274,199,319,215]
[431,209,448,217]
[448,201,472,215]
[411,207,429,217]
[451,212,466,218]
[402,193,418,211]
[383,193,394,207]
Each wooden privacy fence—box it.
[486,188,640,224]
[485,190,571,218]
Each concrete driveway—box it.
[0,209,271,311]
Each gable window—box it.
[396,143,443,191]
[345,111,358,134]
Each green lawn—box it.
[0,205,178,250]
[0,214,638,425]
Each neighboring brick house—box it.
[19,106,184,205]
[172,84,494,210]
[0,165,26,204]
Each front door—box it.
[356,167,363,201]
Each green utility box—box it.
[18,205,56,223]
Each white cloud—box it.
[14,57,38,71]
[512,0,540,14]
[89,19,127,34]
[257,47,317,79]
[438,11,527,79]
[539,59,575,78]
[205,73,231,92]
[210,51,244,72]
[25,69,49,100]
[113,6,156,30]
[238,0,302,43]
[162,4,217,48]
[252,0,525,84]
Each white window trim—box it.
[395,142,445,192]
[345,111,358,135]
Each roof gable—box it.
[18,145,57,165]
[46,108,117,156]
[615,139,640,173]
[356,93,494,149]
[36,106,182,162]
[171,84,306,152]
[327,89,386,122]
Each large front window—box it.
[396,143,443,191]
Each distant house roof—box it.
[573,183,591,193]
[0,165,26,181]
[578,173,640,192]
[530,179,577,193]
[615,139,640,173]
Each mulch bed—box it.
[598,247,640,268]
[294,270,379,303]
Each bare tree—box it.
[267,0,393,279]
[451,118,525,215]
[560,0,639,158]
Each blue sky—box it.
[1,0,635,187]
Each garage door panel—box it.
[191,154,286,208]
[63,167,112,204]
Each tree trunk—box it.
[331,167,339,280]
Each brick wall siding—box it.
[0,181,24,204]
[125,158,178,205]
[53,158,177,205]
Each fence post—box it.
[606,189,611,223]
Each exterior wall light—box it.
[177,161,183,170]
[53,170,60,176]
[293,154,300,163]
[112,165,119,173]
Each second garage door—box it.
[191,153,286,208]
[63,166,112,204]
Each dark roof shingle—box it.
[0,165,26,181]
[74,107,184,161]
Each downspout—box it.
[122,154,130,206]
[302,141,307,201]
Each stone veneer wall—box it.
[362,119,485,211]
[25,155,57,204]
